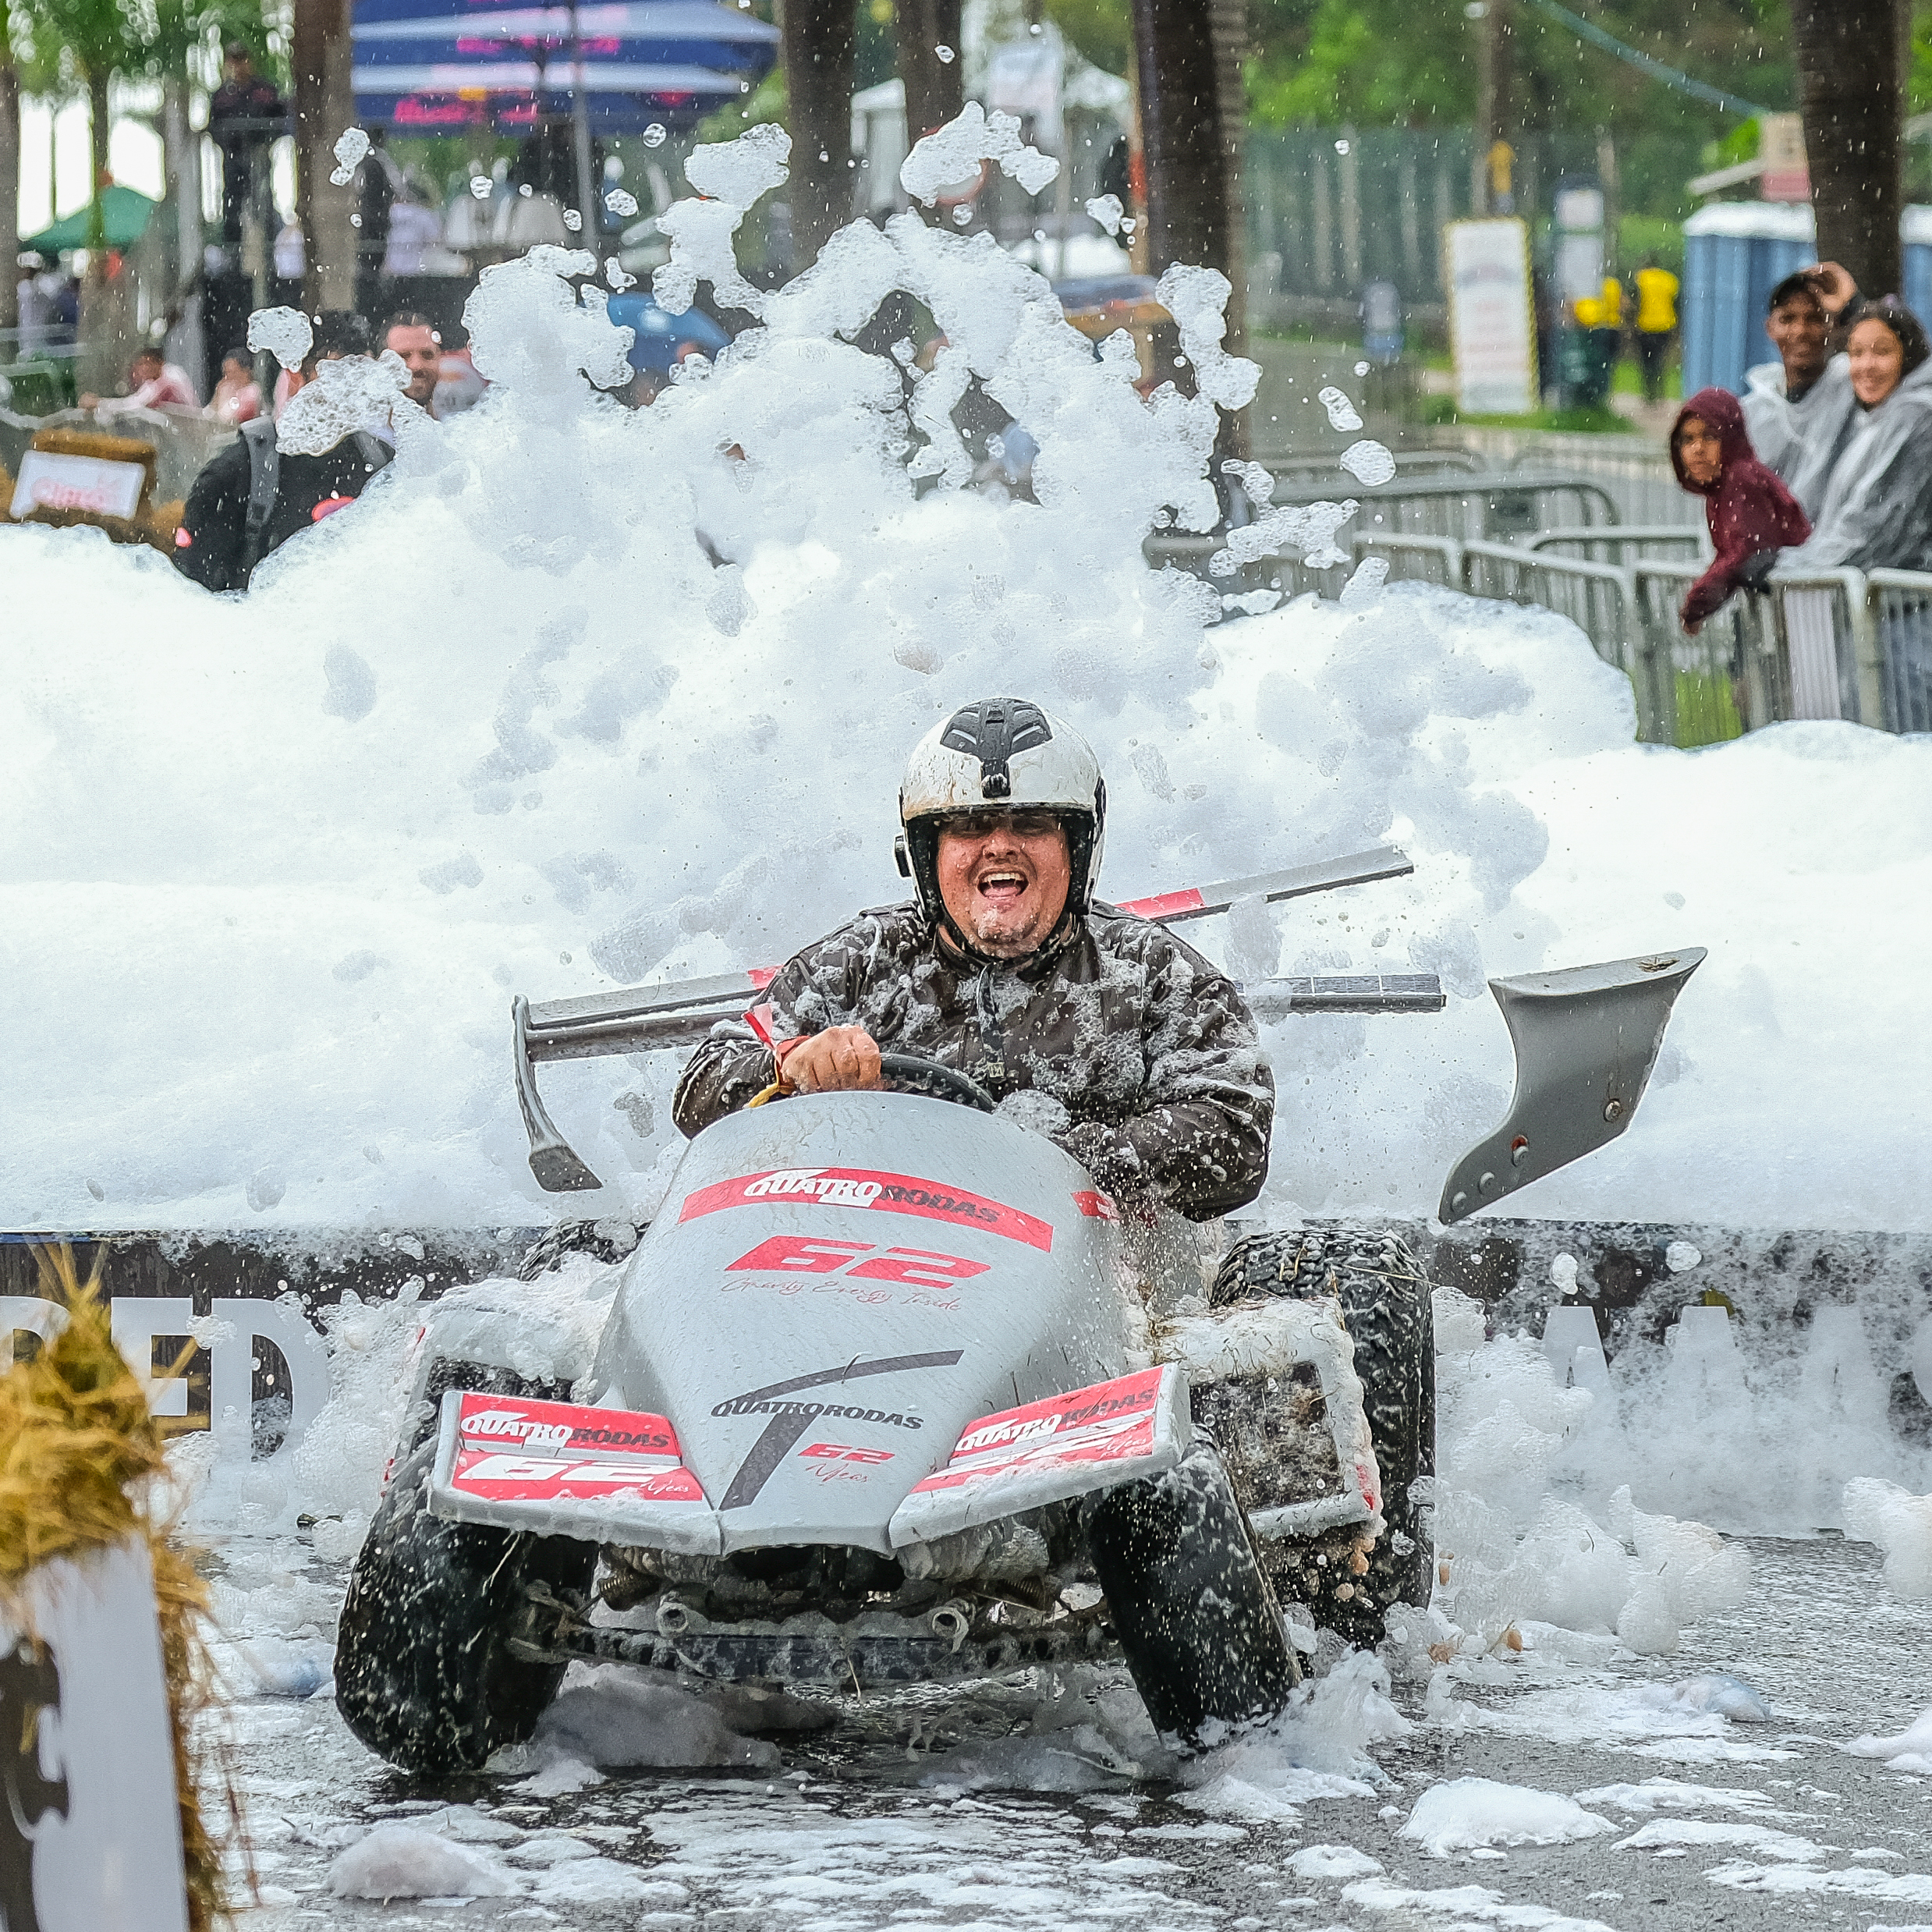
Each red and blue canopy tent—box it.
[350,0,779,133]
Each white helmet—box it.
[896,697,1107,955]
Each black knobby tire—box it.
[335,1440,597,1776]
[1083,1439,1300,1749]
[1211,1225,1435,1647]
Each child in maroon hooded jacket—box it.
[1671,386,1810,633]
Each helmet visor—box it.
[927,807,1070,841]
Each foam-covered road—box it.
[222,1533,1932,1927]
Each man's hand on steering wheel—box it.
[780,1025,884,1094]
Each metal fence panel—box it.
[1864,571,1932,733]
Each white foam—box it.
[7,116,1932,1274]
[1845,1704,1932,1774]
[246,305,313,372]
[328,1824,519,1898]
[1401,1778,1613,1857]
[1616,1817,1827,1861]
[1844,1480,1932,1598]
[500,1663,782,1773]
[1344,1875,1617,1930]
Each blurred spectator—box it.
[1634,254,1679,405]
[1742,267,1858,516]
[15,257,55,353]
[275,218,307,280]
[1669,388,1808,633]
[1587,274,1623,396]
[385,312,442,412]
[208,346,264,425]
[83,345,200,413]
[356,129,402,307]
[208,43,285,247]
[383,183,445,276]
[1785,298,1932,573]
[174,311,391,592]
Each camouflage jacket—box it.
[672,902,1274,1221]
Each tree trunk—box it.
[781,0,856,270]
[164,76,201,296]
[295,0,359,313]
[1792,0,1902,301]
[0,41,19,337]
[897,0,962,143]
[1209,0,1246,358]
[1131,0,1246,452]
[79,64,118,395]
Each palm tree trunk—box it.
[79,62,119,395]
[1792,0,1902,300]
[0,31,19,339]
[295,0,358,312]
[164,76,200,296]
[1130,0,1247,452]
[897,0,962,143]
[86,65,110,260]
[781,0,856,271]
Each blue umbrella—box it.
[355,0,775,71]
[607,291,730,373]
[351,0,777,133]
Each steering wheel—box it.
[877,1052,998,1113]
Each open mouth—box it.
[975,868,1030,910]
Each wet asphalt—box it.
[222,1533,1932,1928]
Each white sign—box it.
[1554,186,1604,233]
[1445,218,1537,417]
[9,450,146,523]
[0,1296,331,1463]
[0,1541,188,1931]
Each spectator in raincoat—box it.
[1742,268,1859,516]
[1669,388,1809,633]
[1782,299,1932,574]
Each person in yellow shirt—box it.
[1587,275,1625,403]
[1635,255,1680,402]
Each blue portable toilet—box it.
[1683,201,1932,396]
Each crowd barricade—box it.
[1865,571,1932,734]
[1527,526,1707,564]
[1147,488,1932,746]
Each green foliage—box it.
[1619,211,1682,271]
[696,60,785,144]
[1043,0,1131,74]
[1249,0,1471,126]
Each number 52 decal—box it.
[725,1235,989,1292]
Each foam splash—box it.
[4,112,1931,1250]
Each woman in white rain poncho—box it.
[1784,300,1932,574]
[1783,300,1932,728]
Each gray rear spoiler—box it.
[1437,948,1704,1225]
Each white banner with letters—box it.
[1445,218,1537,417]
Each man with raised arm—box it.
[673,698,1274,1221]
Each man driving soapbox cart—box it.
[335,699,1700,1774]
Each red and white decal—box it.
[909,1367,1168,1495]
[447,1391,707,1505]
[1116,886,1206,920]
[1071,1190,1118,1221]
[681,1167,1053,1251]
[725,1234,991,1289]
[799,1441,895,1464]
